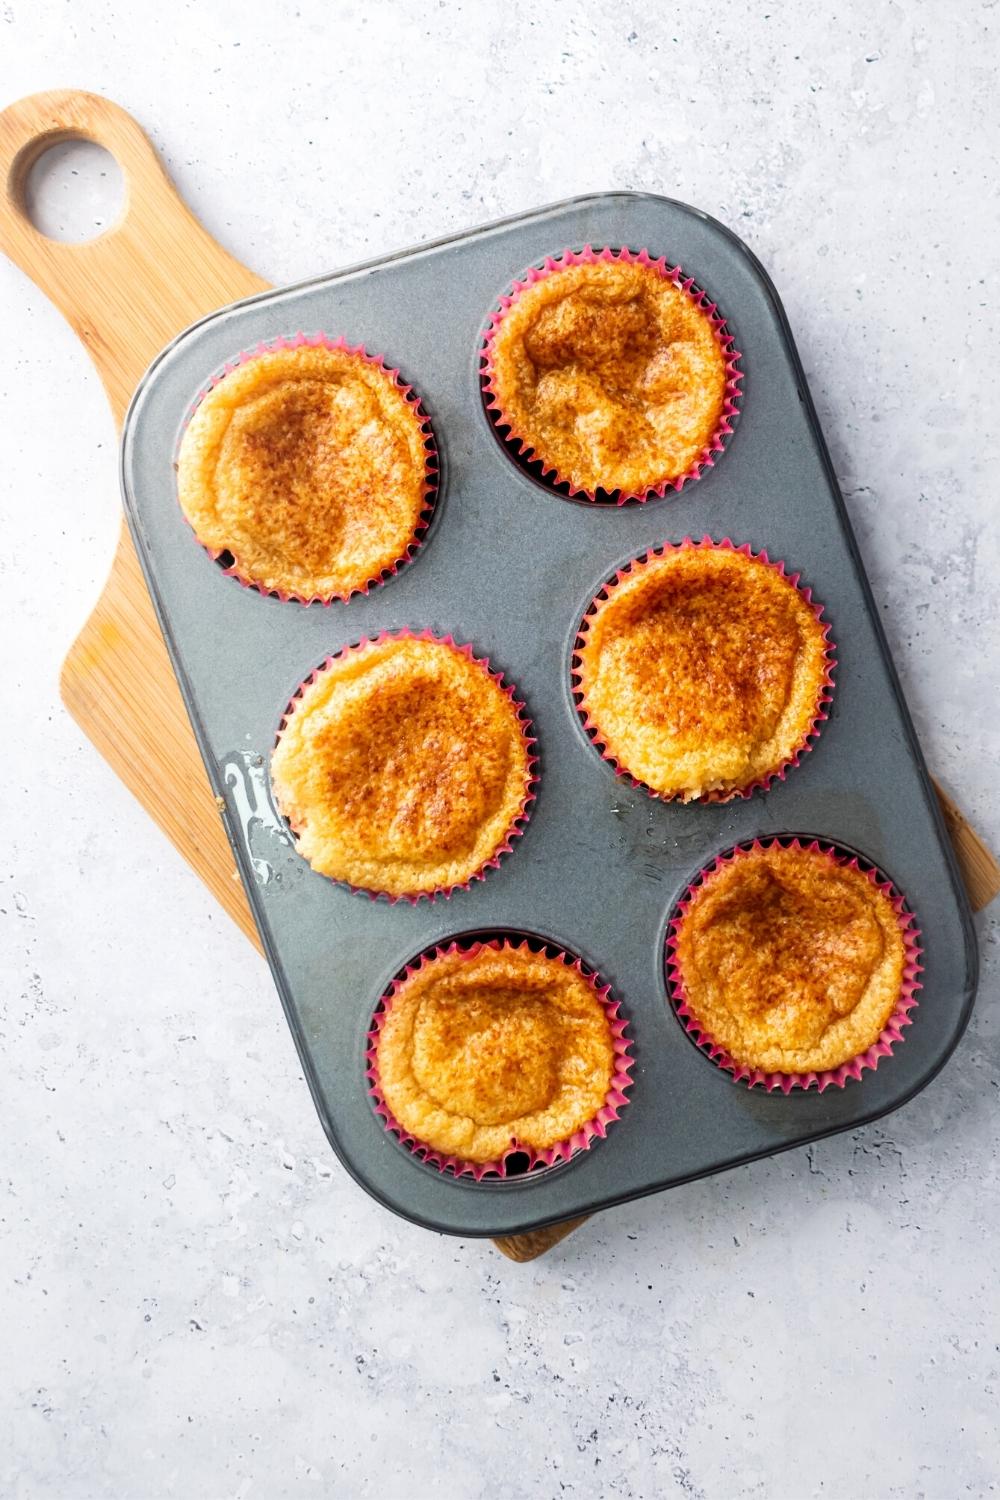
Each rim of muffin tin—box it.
[175,331,440,605]
[115,191,977,1235]
[365,930,635,1184]
[478,244,744,506]
[664,835,924,1094]
[570,536,837,803]
[270,630,538,904]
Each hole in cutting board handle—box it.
[23,140,125,244]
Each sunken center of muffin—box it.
[214,378,410,572]
[598,568,803,754]
[524,287,659,389]
[411,989,562,1122]
[314,665,515,861]
[688,864,886,1051]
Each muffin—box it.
[669,839,920,1083]
[270,633,535,899]
[177,338,434,601]
[482,248,737,498]
[368,939,632,1172]
[574,540,833,802]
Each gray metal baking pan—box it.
[120,192,978,1238]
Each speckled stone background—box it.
[2,4,999,1497]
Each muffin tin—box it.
[121,192,978,1238]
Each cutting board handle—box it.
[0,88,266,422]
[0,90,270,949]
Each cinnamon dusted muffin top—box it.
[374,943,617,1163]
[576,545,830,801]
[177,344,430,599]
[673,843,907,1074]
[487,258,728,494]
[270,636,532,897]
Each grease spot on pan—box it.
[220,750,295,887]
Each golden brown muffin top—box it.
[177,344,430,599]
[673,843,906,1075]
[487,258,729,494]
[576,545,830,801]
[374,943,617,1163]
[270,636,532,897]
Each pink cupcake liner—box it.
[480,245,743,504]
[572,536,837,803]
[365,935,634,1180]
[178,332,438,605]
[666,836,923,1093]
[271,629,537,904]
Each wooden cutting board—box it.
[3,89,997,1265]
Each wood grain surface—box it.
[0,89,267,944]
[3,89,996,1265]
